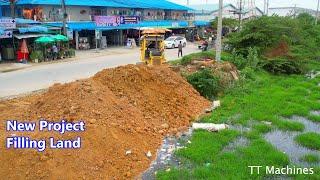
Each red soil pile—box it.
[0,65,209,179]
[265,40,290,58]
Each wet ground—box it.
[223,136,250,152]
[142,112,320,179]
[141,124,251,179]
[141,129,193,180]
[264,115,320,167]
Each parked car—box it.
[164,36,187,49]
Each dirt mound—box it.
[0,65,209,179]
[265,40,290,58]
[171,60,239,87]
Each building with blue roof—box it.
[0,0,208,49]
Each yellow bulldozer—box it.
[140,29,170,65]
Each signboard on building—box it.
[0,19,16,29]
[120,16,140,24]
[94,16,120,27]
[0,30,13,39]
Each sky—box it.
[170,0,319,10]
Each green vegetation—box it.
[30,50,44,62]
[176,130,239,164]
[295,132,320,150]
[211,17,238,29]
[204,72,320,131]
[300,154,320,164]
[160,14,320,179]
[227,13,320,74]
[186,69,221,100]
[157,132,289,179]
[308,114,320,122]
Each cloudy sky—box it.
[170,0,319,10]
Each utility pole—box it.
[316,0,320,25]
[61,0,67,35]
[266,0,269,15]
[239,0,243,29]
[216,0,223,61]
[264,0,266,14]
[293,4,297,18]
[9,0,16,18]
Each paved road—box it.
[0,44,200,98]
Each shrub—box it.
[187,69,221,100]
[181,55,193,65]
[30,50,44,62]
[261,57,305,75]
[241,67,256,80]
[247,47,260,69]
[229,49,247,70]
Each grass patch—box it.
[169,50,232,65]
[300,154,320,164]
[307,114,320,122]
[202,72,320,131]
[252,123,272,134]
[295,132,320,150]
[272,118,305,132]
[157,135,289,179]
[175,130,239,164]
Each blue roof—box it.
[113,0,192,11]
[0,0,129,8]
[0,28,4,34]
[0,0,191,10]
[46,20,192,31]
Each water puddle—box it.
[310,110,320,116]
[141,129,193,180]
[264,115,320,167]
[290,116,320,133]
[223,136,249,152]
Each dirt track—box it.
[0,65,209,179]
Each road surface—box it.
[0,44,200,98]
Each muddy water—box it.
[141,124,251,179]
[264,116,320,167]
[141,129,193,180]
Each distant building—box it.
[269,7,317,17]
[242,7,264,20]
[188,4,238,21]
[188,3,263,22]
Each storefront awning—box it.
[14,34,49,40]
[194,21,210,26]
[46,20,193,31]
[18,26,49,33]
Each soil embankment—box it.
[0,65,209,179]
